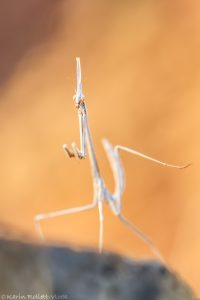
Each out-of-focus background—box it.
[0,0,199,294]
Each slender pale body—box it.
[35,58,189,260]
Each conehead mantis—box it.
[35,58,190,261]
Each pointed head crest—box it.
[73,57,85,107]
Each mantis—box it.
[35,58,190,261]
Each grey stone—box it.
[0,238,195,300]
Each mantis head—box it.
[73,57,85,109]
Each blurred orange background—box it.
[0,0,200,294]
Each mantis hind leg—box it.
[118,213,165,263]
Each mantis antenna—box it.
[35,58,190,262]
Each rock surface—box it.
[0,238,195,300]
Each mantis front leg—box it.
[63,108,87,159]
